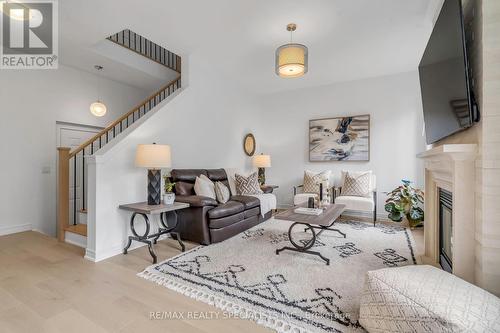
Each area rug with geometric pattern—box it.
[138,218,417,333]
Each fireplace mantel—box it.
[417,144,477,161]
[417,144,477,283]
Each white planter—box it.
[163,192,176,205]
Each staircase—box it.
[57,30,182,245]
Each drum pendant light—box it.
[275,23,308,78]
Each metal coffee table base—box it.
[275,222,346,265]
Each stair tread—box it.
[64,224,87,237]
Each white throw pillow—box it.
[214,181,230,204]
[194,175,216,199]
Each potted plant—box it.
[163,176,176,205]
[385,180,424,228]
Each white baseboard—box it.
[65,231,87,248]
[0,224,32,236]
[84,234,171,262]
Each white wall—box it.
[86,54,260,261]
[0,64,148,236]
[255,71,426,215]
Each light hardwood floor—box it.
[0,226,424,333]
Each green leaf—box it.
[388,211,404,222]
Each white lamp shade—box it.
[90,101,107,117]
[135,144,171,169]
[253,154,271,168]
[275,43,308,78]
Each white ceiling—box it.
[59,0,442,95]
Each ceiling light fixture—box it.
[90,65,107,117]
[275,23,308,78]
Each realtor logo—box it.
[1,0,58,69]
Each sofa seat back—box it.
[171,169,230,195]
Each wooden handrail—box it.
[57,147,70,242]
[69,76,180,158]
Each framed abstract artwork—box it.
[309,115,370,161]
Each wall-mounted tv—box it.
[418,0,479,144]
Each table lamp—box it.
[135,143,171,205]
[253,153,271,185]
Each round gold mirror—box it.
[243,133,256,156]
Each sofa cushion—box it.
[230,195,260,209]
[175,181,194,196]
[175,195,218,207]
[244,206,260,219]
[359,265,500,333]
[206,169,228,182]
[335,195,374,212]
[208,201,245,219]
[209,212,244,229]
[171,169,208,183]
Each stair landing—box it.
[64,224,87,237]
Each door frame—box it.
[56,121,104,148]
[56,121,104,227]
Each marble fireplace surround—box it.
[417,144,477,283]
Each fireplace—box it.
[439,188,453,273]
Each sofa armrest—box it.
[176,195,218,207]
[333,186,342,202]
[293,184,304,196]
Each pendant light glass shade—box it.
[275,43,308,78]
[90,101,107,117]
[90,65,106,117]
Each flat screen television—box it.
[418,0,479,144]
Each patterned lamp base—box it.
[147,169,162,205]
[258,167,266,186]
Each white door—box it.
[57,123,102,225]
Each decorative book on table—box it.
[294,207,323,216]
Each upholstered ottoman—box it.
[359,265,500,332]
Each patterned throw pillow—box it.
[342,172,371,197]
[214,181,230,204]
[235,172,262,195]
[303,170,331,194]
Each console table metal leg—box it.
[160,211,185,252]
[147,241,157,264]
[123,238,132,254]
[123,212,159,263]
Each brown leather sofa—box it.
[170,169,272,245]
